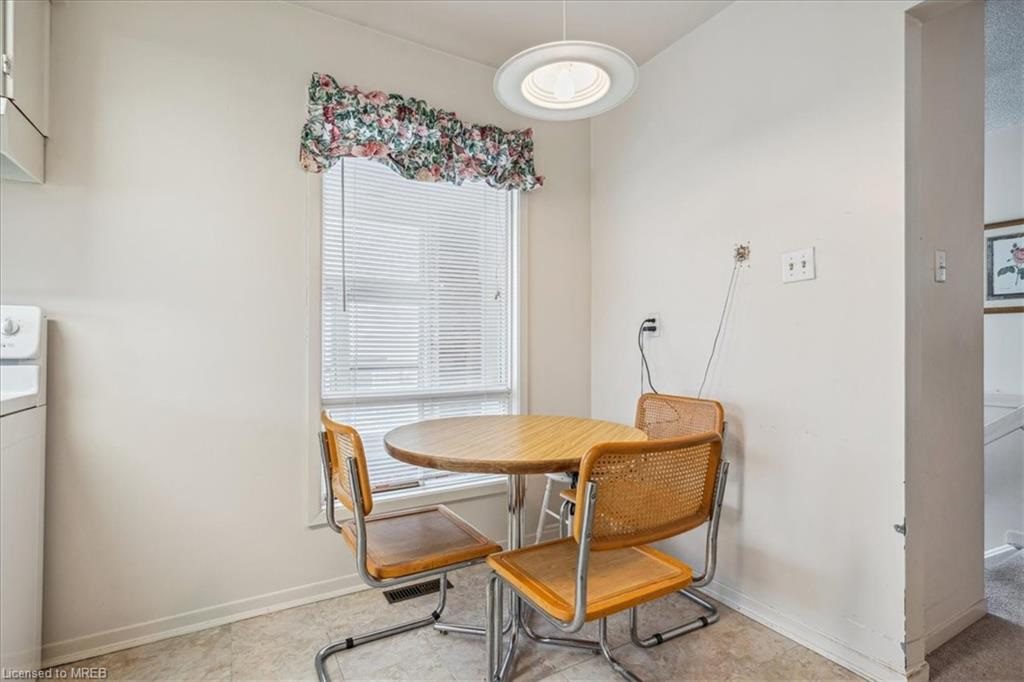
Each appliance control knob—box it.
[1,318,19,336]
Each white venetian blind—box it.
[321,159,515,492]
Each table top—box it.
[383,415,646,475]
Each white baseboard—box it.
[44,516,559,669]
[47,536,989,675]
[42,573,370,668]
[699,581,908,682]
[906,660,930,682]
[923,598,987,653]
[984,543,1020,567]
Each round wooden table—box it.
[384,414,645,547]
[384,414,646,476]
[384,414,646,670]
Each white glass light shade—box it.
[495,41,639,121]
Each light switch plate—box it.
[782,248,816,283]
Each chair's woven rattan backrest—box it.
[574,432,722,551]
[635,393,724,439]
[321,412,373,516]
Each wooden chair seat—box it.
[558,488,576,504]
[487,538,693,622]
[342,505,501,580]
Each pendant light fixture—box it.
[494,1,639,121]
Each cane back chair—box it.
[315,412,501,682]
[558,393,725,510]
[556,393,728,655]
[634,392,725,438]
[486,432,724,681]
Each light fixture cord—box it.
[562,0,567,40]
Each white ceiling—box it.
[292,1,732,68]
[987,0,1024,131]
[293,1,1021,131]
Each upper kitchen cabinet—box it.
[1,0,49,183]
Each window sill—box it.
[308,476,507,528]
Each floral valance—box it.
[299,73,543,192]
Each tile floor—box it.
[52,566,862,681]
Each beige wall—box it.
[590,1,913,678]
[0,0,590,663]
[904,0,985,666]
[0,0,996,674]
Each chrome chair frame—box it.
[556,429,732,652]
[487,481,629,682]
[314,433,491,682]
[628,459,729,648]
[555,462,729,646]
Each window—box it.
[321,159,518,495]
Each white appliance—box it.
[0,304,47,672]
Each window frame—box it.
[305,164,528,526]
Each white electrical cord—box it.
[697,262,741,398]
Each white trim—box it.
[42,572,370,669]
[922,598,987,653]
[906,661,930,682]
[699,581,908,682]
[306,173,325,524]
[514,190,529,415]
[984,543,1020,567]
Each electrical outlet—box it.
[781,247,815,283]
[644,313,660,337]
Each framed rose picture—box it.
[985,218,1024,314]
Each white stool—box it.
[535,472,574,543]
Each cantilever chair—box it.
[556,393,729,656]
[486,432,725,681]
[315,412,501,682]
[634,392,725,439]
[558,394,725,522]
